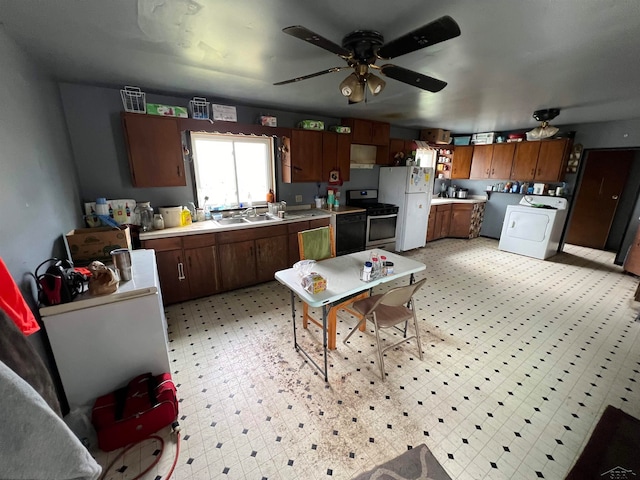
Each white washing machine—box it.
[498,195,569,260]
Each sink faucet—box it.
[243,207,257,217]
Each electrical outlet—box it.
[295,194,303,203]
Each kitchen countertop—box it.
[431,195,488,205]
[139,209,332,241]
[319,205,366,215]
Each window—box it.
[190,132,275,210]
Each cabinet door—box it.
[489,143,516,179]
[336,133,351,182]
[371,121,390,146]
[350,118,373,144]
[535,139,571,182]
[321,131,337,182]
[184,246,219,298]
[255,236,289,283]
[218,240,256,291]
[389,138,405,164]
[449,204,474,238]
[434,204,452,238]
[290,130,323,182]
[155,250,190,305]
[469,145,494,179]
[426,206,436,242]
[451,146,473,179]
[511,141,541,180]
[121,113,186,187]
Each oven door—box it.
[366,213,398,249]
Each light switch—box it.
[295,195,302,202]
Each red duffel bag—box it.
[92,372,178,451]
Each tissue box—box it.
[298,120,324,131]
[258,115,277,127]
[329,125,351,134]
[146,104,188,117]
[301,273,327,294]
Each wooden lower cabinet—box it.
[218,240,257,291]
[218,225,290,291]
[146,218,331,304]
[449,204,474,238]
[427,202,486,242]
[143,234,219,305]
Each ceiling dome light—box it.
[339,73,359,97]
[366,73,386,95]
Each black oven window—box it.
[369,217,397,241]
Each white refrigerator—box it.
[379,165,435,251]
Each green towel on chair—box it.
[300,227,332,260]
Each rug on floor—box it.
[565,405,640,479]
[352,444,452,480]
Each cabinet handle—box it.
[486,168,490,175]
[491,168,495,175]
[177,262,186,281]
[177,166,181,177]
[537,168,541,176]
[531,169,535,176]
[612,195,619,200]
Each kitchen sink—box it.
[244,215,278,222]
[216,218,248,225]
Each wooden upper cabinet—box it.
[511,141,541,179]
[121,113,186,187]
[509,138,571,182]
[489,143,516,179]
[469,145,494,179]
[342,118,390,146]
[322,131,351,183]
[287,129,323,182]
[451,145,473,179]
[536,138,571,182]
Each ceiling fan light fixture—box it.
[349,81,366,103]
[339,73,359,97]
[366,73,386,95]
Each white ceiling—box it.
[1,0,639,133]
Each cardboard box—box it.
[258,115,277,127]
[329,125,351,134]
[65,226,132,264]
[146,103,188,117]
[471,132,496,145]
[212,104,237,122]
[420,128,451,144]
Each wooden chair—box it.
[343,278,426,381]
[297,226,368,349]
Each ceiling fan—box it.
[274,15,461,103]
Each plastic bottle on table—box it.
[362,261,372,281]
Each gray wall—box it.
[59,83,418,212]
[0,29,83,398]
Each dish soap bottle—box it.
[266,189,275,203]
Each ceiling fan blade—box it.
[377,15,461,59]
[380,65,447,92]
[273,66,347,85]
[282,26,351,57]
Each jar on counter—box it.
[135,201,154,232]
[153,213,165,230]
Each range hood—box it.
[350,144,377,169]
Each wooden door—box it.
[489,143,516,179]
[122,114,186,187]
[255,236,289,283]
[217,240,256,290]
[184,246,219,298]
[451,146,473,179]
[535,139,571,182]
[290,130,322,182]
[565,150,634,249]
[469,145,494,179]
[155,250,190,304]
[511,142,541,180]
